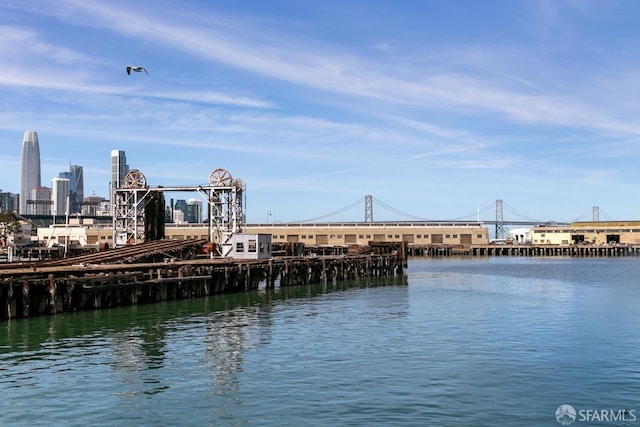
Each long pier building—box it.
[29,219,489,252]
[28,219,640,251]
[6,167,640,258]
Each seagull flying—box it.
[126,66,150,76]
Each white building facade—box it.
[51,177,70,216]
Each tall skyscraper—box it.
[174,199,188,223]
[0,190,18,213]
[71,165,84,211]
[60,164,84,214]
[51,177,70,216]
[110,150,129,197]
[19,131,41,214]
[187,198,202,223]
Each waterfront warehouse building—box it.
[531,221,640,245]
[244,222,490,248]
[35,220,490,250]
[31,219,640,253]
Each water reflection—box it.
[4,258,640,426]
[204,308,258,393]
[0,275,407,375]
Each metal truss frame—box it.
[112,168,245,256]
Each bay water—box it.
[2,256,640,426]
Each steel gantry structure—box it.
[112,168,245,257]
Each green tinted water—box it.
[2,257,640,426]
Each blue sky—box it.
[1,0,640,224]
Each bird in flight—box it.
[126,66,150,76]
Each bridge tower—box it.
[364,194,373,222]
[495,199,506,239]
[592,206,600,222]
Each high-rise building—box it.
[110,150,129,197]
[59,165,84,214]
[0,190,18,213]
[51,177,70,216]
[187,198,202,223]
[30,187,52,215]
[172,209,185,223]
[81,194,106,216]
[174,199,188,223]
[19,131,41,214]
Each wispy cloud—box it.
[13,0,632,137]
[2,0,640,220]
[0,26,97,64]
[0,21,271,109]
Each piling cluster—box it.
[0,252,405,320]
[408,244,640,257]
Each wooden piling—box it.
[0,239,405,320]
[407,243,640,258]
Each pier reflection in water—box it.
[1,275,407,426]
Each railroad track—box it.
[0,239,208,270]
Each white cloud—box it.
[12,0,630,135]
[2,0,640,220]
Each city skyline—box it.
[2,1,640,223]
[15,129,86,216]
[11,140,221,222]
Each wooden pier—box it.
[408,243,640,257]
[0,240,406,320]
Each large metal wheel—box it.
[209,168,233,187]
[123,169,147,189]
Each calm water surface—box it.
[2,257,640,426]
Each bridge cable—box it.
[447,202,495,222]
[371,197,436,221]
[501,201,542,223]
[563,207,594,223]
[293,197,365,223]
[598,209,616,221]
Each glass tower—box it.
[19,130,41,214]
[110,150,129,197]
[187,198,202,223]
[60,165,84,214]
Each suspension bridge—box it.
[297,195,618,239]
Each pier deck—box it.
[0,240,406,320]
[407,243,640,257]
